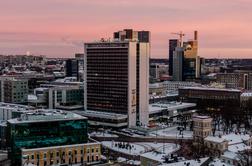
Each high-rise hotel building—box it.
[84,29,150,127]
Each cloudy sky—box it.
[0,0,252,58]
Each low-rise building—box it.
[0,102,34,121]
[149,102,196,124]
[179,87,241,112]
[28,83,83,110]
[7,109,101,165]
[193,115,212,141]
[204,133,252,164]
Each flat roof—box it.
[0,102,34,111]
[74,110,127,120]
[8,109,86,124]
[161,157,209,166]
[241,92,252,97]
[205,133,251,145]
[149,102,196,114]
[21,142,100,152]
[179,86,241,93]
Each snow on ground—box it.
[117,157,141,165]
[89,131,119,138]
[102,141,145,155]
[101,141,179,156]
[150,126,193,139]
[208,159,233,166]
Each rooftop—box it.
[204,136,226,143]
[193,115,211,119]
[179,86,241,93]
[205,133,251,145]
[8,109,86,124]
[149,102,196,114]
[228,143,251,153]
[0,102,34,111]
[161,157,209,166]
[74,110,127,120]
[241,92,252,97]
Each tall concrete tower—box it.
[84,29,150,127]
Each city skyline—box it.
[1,0,252,58]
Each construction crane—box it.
[171,31,185,47]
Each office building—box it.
[179,87,241,112]
[0,102,34,121]
[171,31,201,81]
[84,29,150,127]
[65,59,79,80]
[7,109,101,165]
[216,72,252,90]
[168,39,179,76]
[172,47,184,81]
[149,63,169,82]
[0,77,28,104]
[28,81,83,110]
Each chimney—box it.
[194,31,198,41]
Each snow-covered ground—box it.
[117,157,141,165]
[149,126,193,139]
[101,141,179,156]
[89,131,119,138]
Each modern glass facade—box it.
[7,118,88,165]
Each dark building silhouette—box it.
[169,39,179,76]
[65,59,79,79]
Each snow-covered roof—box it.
[140,151,165,162]
[28,94,38,101]
[149,102,196,114]
[204,136,226,143]
[205,133,251,145]
[161,157,209,166]
[228,143,251,153]
[222,133,250,145]
[209,159,233,166]
[241,92,252,97]
[221,151,239,160]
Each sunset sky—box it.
[1,0,252,58]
